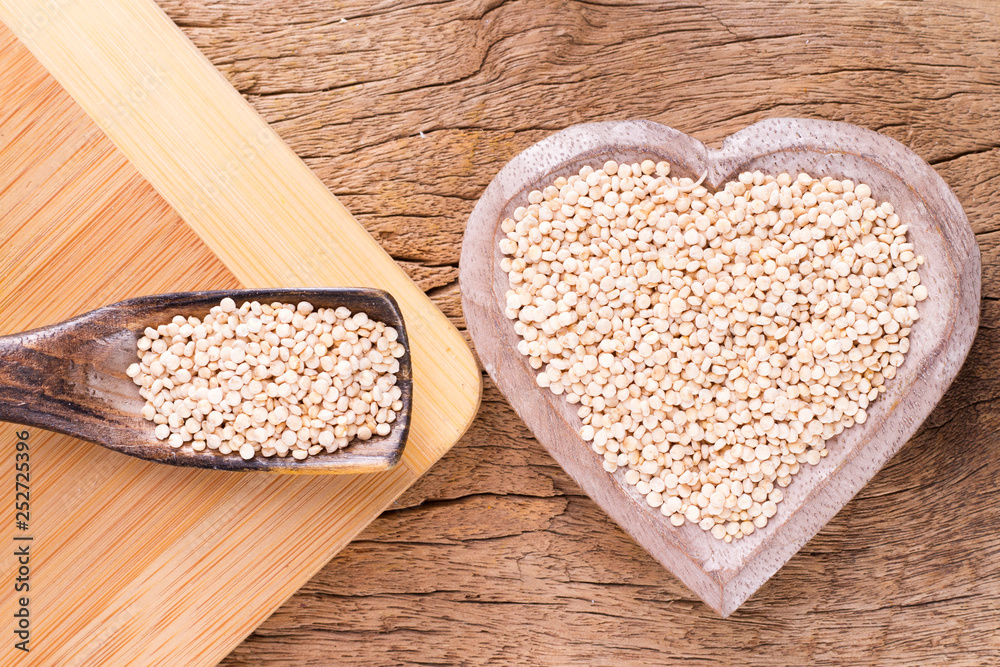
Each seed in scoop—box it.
[129,299,406,461]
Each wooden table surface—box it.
[154,1,1000,663]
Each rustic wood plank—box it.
[151,0,1000,660]
[161,0,1000,267]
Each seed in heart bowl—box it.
[498,159,926,542]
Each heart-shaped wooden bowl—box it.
[460,118,980,616]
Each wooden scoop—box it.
[0,288,411,474]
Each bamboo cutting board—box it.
[0,1,481,664]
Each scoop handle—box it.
[0,328,78,434]
[0,321,140,445]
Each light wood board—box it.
[0,2,481,664]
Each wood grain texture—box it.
[0,5,476,665]
[0,288,411,473]
[137,0,1000,663]
[460,118,979,615]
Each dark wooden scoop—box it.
[0,288,411,474]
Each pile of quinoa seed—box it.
[499,159,926,541]
[128,298,406,461]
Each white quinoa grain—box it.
[133,299,406,462]
[499,164,924,540]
